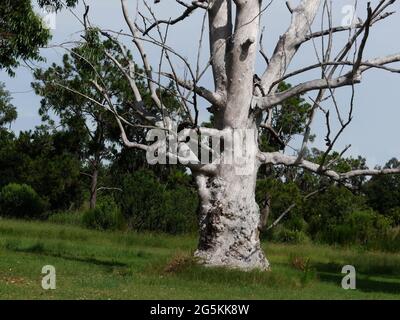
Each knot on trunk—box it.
[240,37,256,60]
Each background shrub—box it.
[386,207,400,226]
[82,196,125,231]
[118,170,198,234]
[304,186,367,241]
[271,226,310,244]
[119,170,165,231]
[315,209,391,246]
[369,227,400,252]
[0,183,46,218]
[160,186,198,234]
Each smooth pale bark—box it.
[191,0,269,269]
[194,128,269,270]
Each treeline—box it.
[0,124,199,234]
[256,161,400,251]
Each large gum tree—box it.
[58,0,400,270]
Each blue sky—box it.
[1,0,399,167]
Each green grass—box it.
[0,218,399,299]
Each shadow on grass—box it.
[316,260,400,276]
[7,242,128,268]
[314,262,400,295]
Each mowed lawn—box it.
[0,218,399,299]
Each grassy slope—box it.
[0,219,399,300]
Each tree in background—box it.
[0,80,84,211]
[32,31,132,209]
[33,28,184,209]
[0,0,80,201]
[364,158,400,225]
[0,0,78,75]
[0,82,17,130]
[0,0,49,75]
[0,82,18,187]
[256,147,379,244]
[0,126,84,211]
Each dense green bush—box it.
[369,227,400,252]
[255,181,396,248]
[387,207,400,226]
[82,196,125,231]
[118,170,198,234]
[119,170,165,231]
[0,129,85,211]
[271,226,310,244]
[160,186,198,234]
[323,210,391,245]
[303,186,366,241]
[256,178,305,239]
[0,183,46,218]
[256,178,302,216]
[363,160,400,216]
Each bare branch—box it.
[259,152,400,182]
[162,72,224,107]
[261,0,322,93]
[208,0,232,95]
[303,11,395,43]
[143,1,207,35]
[258,52,400,109]
[121,0,163,110]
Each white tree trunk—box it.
[194,126,269,270]
[191,0,268,270]
[195,170,269,270]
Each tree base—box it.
[194,168,270,271]
[194,247,270,271]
